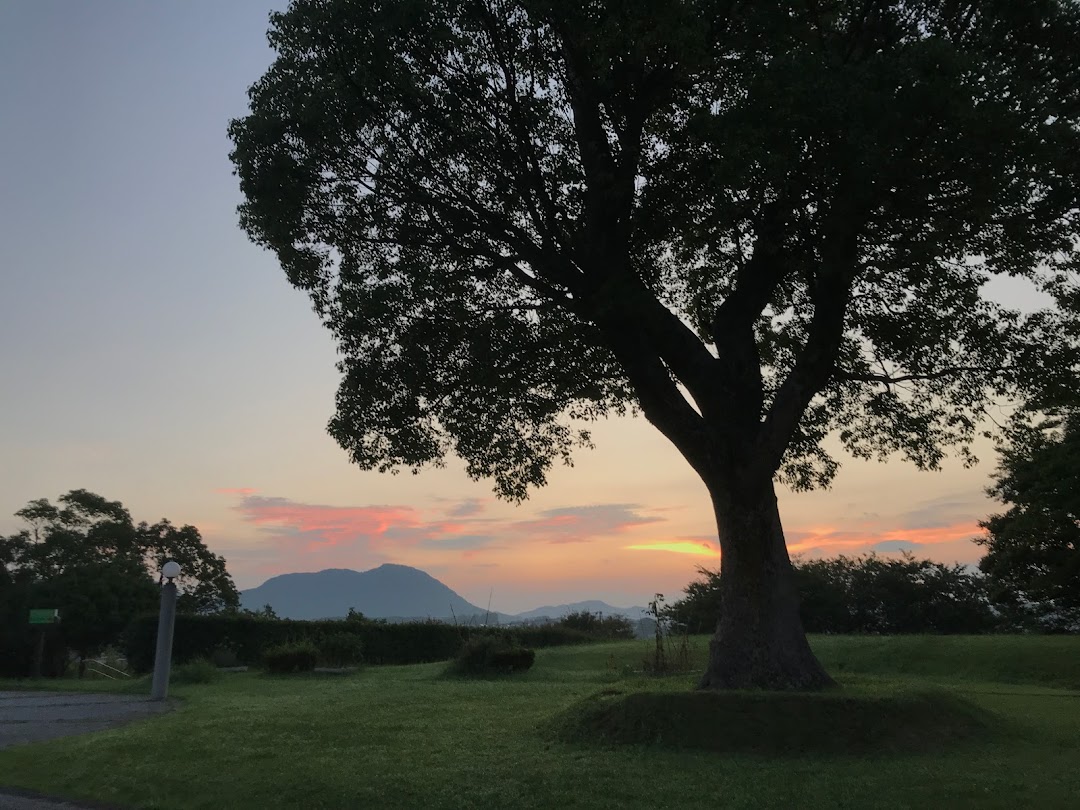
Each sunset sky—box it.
[0,1,1031,613]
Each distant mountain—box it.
[240,564,649,624]
[239,564,496,620]
[511,600,650,622]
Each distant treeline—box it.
[667,553,1077,636]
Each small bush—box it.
[264,641,318,674]
[319,632,364,667]
[449,635,535,677]
[172,658,221,685]
[489,646,536,672]
[558,611,635,640]
[210,646,240,668]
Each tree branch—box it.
[836,364,1010,386]
[708,195,802,434]
[754,183,868,478]
[599,317,714,477]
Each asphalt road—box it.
[0,691,175,809]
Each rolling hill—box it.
[239,564,495,620]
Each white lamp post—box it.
[150,561,181,701]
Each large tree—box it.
[230,0,1080,688]
[977,411,1080,630]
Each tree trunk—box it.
[698,478,834,690]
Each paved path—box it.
[0,789,121,809]
[0,691,175,809]
[0,692,173,751]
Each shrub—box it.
[171,658,221,685]
[264,641,318,674]
[489,646,536,672]
[558,611,635,640]
[449,635,535,677]
[210,646,240,668]
[318,632,364,667]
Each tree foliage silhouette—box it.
[978,411,1080,630]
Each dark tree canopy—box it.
[977,411,1080,629]
[232,0,1080,500]
[669,554,995,634]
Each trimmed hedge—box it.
[318,632,364,667]
[122,614,592,672]
[513,626,594,648]
[264,641,318,674]
[449,636,536,677]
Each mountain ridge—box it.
[239,564,648,622]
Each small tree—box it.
[231,0,1080,688]
[977,411,1080,631]
[251,603,280,620]
[139,520,240,614]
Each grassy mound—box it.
[552,686,994,756]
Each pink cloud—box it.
[229,495,666,554]
[219,492,673,583]
[509,504,665,543]
[446,498,486,518]
[223,495,449,578]
[234,495,418,547]
[211,486,990,608]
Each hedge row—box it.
[122,614,593,672]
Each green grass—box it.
[1,635,1079,809]
[810,634,1080,689]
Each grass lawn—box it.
[1,635,1079,809]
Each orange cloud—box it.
[625,540,719,557]
[786,521,980,555]
[621,520,980,563]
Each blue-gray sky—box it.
[0,1,1027,612]
[1,1,339,515]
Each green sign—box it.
[29,608,60,625]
